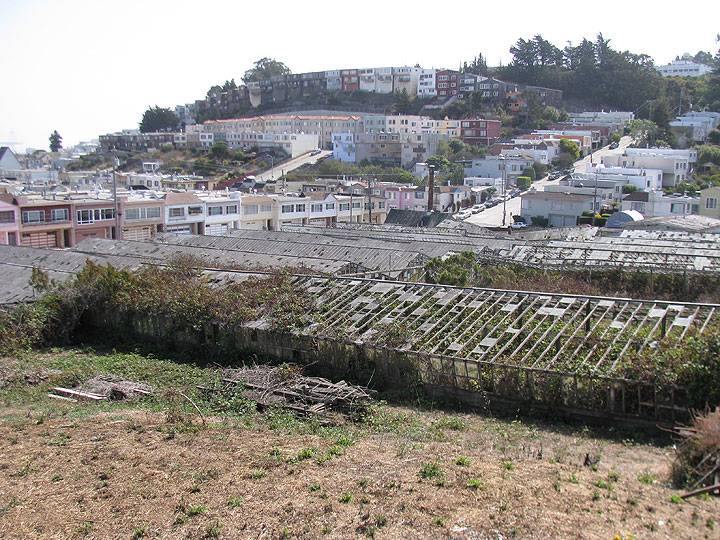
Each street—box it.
[464,136,633,227]
[253,150,333,182]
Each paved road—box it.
[465,137,634,228]
[254,150,332,182]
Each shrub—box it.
[516,176,532,191]
[419,462,443,480]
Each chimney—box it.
[427,165,435,212]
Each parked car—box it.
[457,210,472,220]
[609,142,619,150]
[511,221,528,229]
[470,204,485,214]
[310,149,322,156]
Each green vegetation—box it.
[419,462,443,480]
[48,130,62,153]
[139,106,179,133]
[243,57,291,83]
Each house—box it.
[332,133,356,163]
[621,191,699,218]
[602,150,690,188]
[73,198,117,242]
[670,112,720,144]
[463,156,534,182]
[14,197,74,247]
[460,119,502,146]
[162,192,206,235]
[238,194,274,230]
[120,196,164,241]
[0,196,19,245]
[0,147,22,171]
[520,191,595,227]
[698,186,720,220]
[392,66,421,95]
[199,192,241,235]
[606,210,644,228]
[341,69,359,92]
[435,70,460,98]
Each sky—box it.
[1,0,718,152]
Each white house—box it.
[0,147,22,171]
[417,69,437,97]
[332,133,356,163]
[520,191,595,227]
[199,192,241,235]
[621,191,699,218]
[602,151,690,188]
[162,192,206,234]
[656,59,714,78]
[463,156,534,182]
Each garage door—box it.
[549,214,576,228]
[205,223,228,236]
[165,225,192,235]
[22,232,57,248]
[123,226,152,241]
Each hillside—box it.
[1,349,718,539]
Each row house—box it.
[460,118,502,146]
[359,67,394,93]
[120,197,164,241]
[392,66,422,95]
[325,70,342,91]
[463,155,534,182]
[198,193,241,236]
[238,194,274,230]
[352,132,448,168]
[421,118,461,138]
[222,132,319,158]
[385,115,425,134]
[0,196,19,245]
[341,69,360,92]
[13,197,74,248]
[417,69,437,97]
[435,70,460,98]
[489,140,560,164]
[98,130,180,152]
[549,122,611,147]
[621,191,699,218]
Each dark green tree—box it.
[210,141,229,160]
[243,58,291,82]
[139,106,180,133]
[392,89,413,114]
[49,130,62,152]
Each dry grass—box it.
[1,406,718,539]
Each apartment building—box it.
[417,69,437,97]
[656,59,713,78]
[99,130,180,152]
[222,132,319,157]
[621,191,699,218]
[120,196,164,241]
[198,193,241,235]
[385,115,425,134]
[73,198,117,242]
[460,118,502,146]
[359,67,394,93]
[341,69,360,92]
[421,118,461,138]
[520,191,595,227]
[163,192,206,235]
[392,66,421,95]
[602,150,690,188]
[14,197,74,248]
[435,70,460,98]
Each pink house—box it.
[0,196,19,245]
[382,184,427,211]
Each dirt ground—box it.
[1,406,718,540]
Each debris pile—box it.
[672,407,720,499]
[49,375,154,403]
[219,365,374,421]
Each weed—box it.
[339,492,353,504]
[419,462,443,480]
[227,496,244,508]
[698,492,712,502]
[502,460,514,471]
[592,490,601,501]
[432,416,467,431]
[294,447,318,462]
[131,525,148,539]
[321,525,331,534]
[553,480,561,492]
[432,517,445,527]
[51,473,63,482]
[47,432,71,447]
[358,478,369,489]
[455,456,471,467]
[637,471,656,485]
[707,518,716,530]
[669,495,683,504]
[374,515,387,527]
[186,504,207,517]
[249,469,266,480]
[309,483,321,492]
[205,521,221,539]
[77,521,93,536]
[268,447,282,460]
[466,478,484,490]
[568,473,579,484]
[608,471,620,482]
[594,479,611,490]
[280,527,291,539]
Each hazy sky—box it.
[1,0,718,152]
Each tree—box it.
[629,119,660,147]
[210,141,229,160]
[243,57,291,83]
[516,176,532,190]
[392,89,413,114]
[532,162,547,179]
[622,184,638,194]
[49,130,62,152]
[708,130,720,145]
[139,106,179,133]
[426,155,451,171]
[522,166,536,181]
[558,139,580,160]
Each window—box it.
[352,202,361,209]
[706,197,718,209]
[311,203,323,212]
[281,204,294,213]
[51,208,68,222]
[243,205,259,215]
[169,207,185,218]
[0,210,14,224]
[77,209,93,224]
[188,206,203,216]
[208,206,223,216]
[339,203,350,211]
[23,210,44,224]
[414,191,425,199]
[295,204,306,212]
[379,202,385,209]
[325,203,335,210]
[260,204,272,213]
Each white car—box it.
[511,221,528,229]
[470,204,485,214]
[457,211,472,220]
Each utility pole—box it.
[427,165,435,212]
[500,155,507,226]
[367,177,373,224]
[112,152,122,240]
